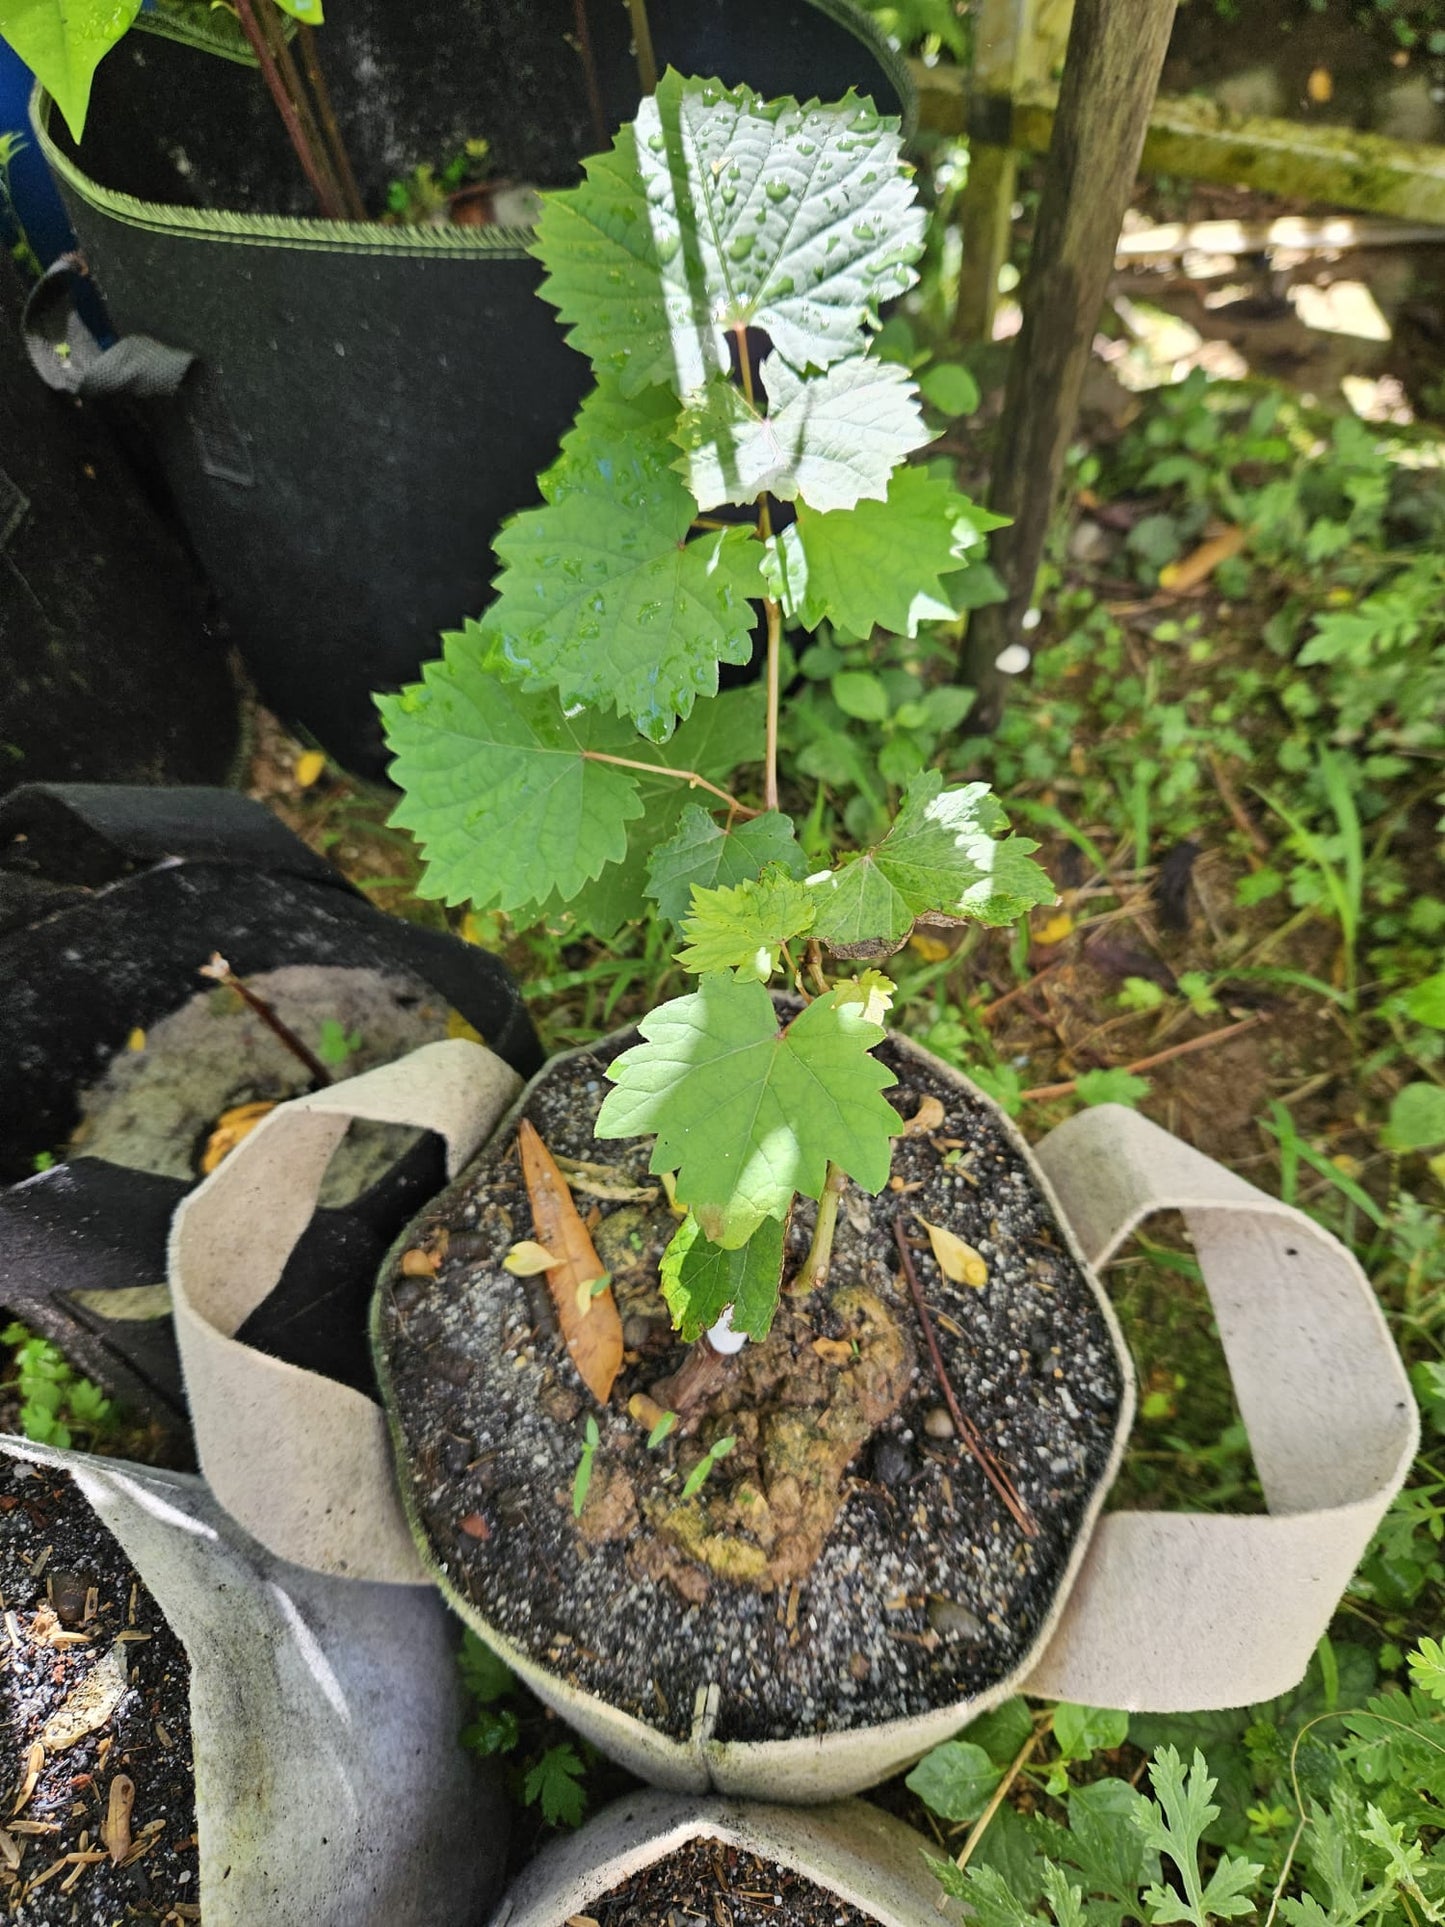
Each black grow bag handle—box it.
[23,255,254,485]
[23,251,194,399]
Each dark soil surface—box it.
[0,1462,198,1921]
[583,1838,878,1925]
[377,1026,1128,1745]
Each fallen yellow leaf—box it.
[1307,65,1333,103]
[200,1100,277,1174]
[294,749,326,788]
[918,1219,989,1288]
[909,932,951,964]
[1159,525,1247,594]
[518,1119,624,1405]
[1035,911,1074,946]
[126,1028,146,1053]
[447,1008,485,1045]
[503,1240,559,1276]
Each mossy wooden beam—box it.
[912,59,1445,225]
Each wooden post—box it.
[960,0,1177,722]
[951,0,1073,343]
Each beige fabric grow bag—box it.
[486,1791,965,1927]
[167,1039,1418,1802]
[0,1432,506,1926]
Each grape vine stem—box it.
[580,750,757,816]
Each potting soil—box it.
[0,1461,199,1921]
[378,1030,1127,1745]
[579,1837,878,1925]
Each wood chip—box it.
[554,1156,660,1203]
[12,1745,43,1816]
[101,1775,133,1864]
[457,1513,490,1541]
[903,1095,947,1136]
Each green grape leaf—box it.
[1053,1703,1130,1762]
[761,467,1007,638]
[676,871,817,977]
[270,0,322,19]
[673,357,928,515]
[595,977,898,1247]
[379,624,644,915]
[539,687,769,940]
[659,1211,787,1341]
[485,381,761,743]
[533,71,925,399]
[522,1744,588,1828]
[1402,972,1445,1029]
[5,0,142,139]
[807,772,1056,957]
[646,806,806,923]
[906,1740,1002,1823]
[1382,1083,1445,1152]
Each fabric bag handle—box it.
[1018,1103,1417,1709]
[168,1039,522,1585]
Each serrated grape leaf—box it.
[674,356,927,515]
[4,0,142,141]
[907,1741,1002,1823]
[533,70,925,399]
[646,806,805,923]
[379,622,643,915]
[539,687,769,940]
[659,1211,786,1341]
[761,467,1007,638]
[676,871,817,977]
[807,772,1055,956]
[595,977,898,1247]
[485,381,761,743]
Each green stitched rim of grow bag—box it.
[31,0,915,261]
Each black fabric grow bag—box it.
[0,782,541,1444]
[29,0,911,777]
[0,250,237,792]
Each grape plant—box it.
[382,70,1054,1360]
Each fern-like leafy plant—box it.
[383,70,1054,1362]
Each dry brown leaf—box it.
[199,1100,277,1176]
[517,1119,623,1405]
[0,1826,19,1872]
[101,1776,133,1865]
[917,1219,989,1289]
[1158,525,1247,595]
[903,1096,946,1137]
[39,1644,128,1751]
[502,1240,558,1276]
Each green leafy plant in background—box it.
[384,71,1053,1359]
[913,1637,1445,1927]
[457,1630,594,1829]
[1,1322,115,1449]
